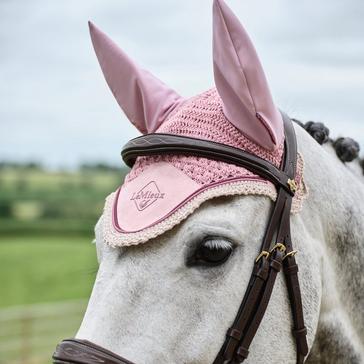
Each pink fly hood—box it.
[90,1,308,247]
[88,21,184,133]
[101,90,307,247]
[213,0,284,151]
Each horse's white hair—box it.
[77,124,364,363]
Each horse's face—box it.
[76,193,320,363]
[74,1,326,362]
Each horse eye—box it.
[188,237,234,267]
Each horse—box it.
[53,0,364,363]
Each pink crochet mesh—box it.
[126,88,284,186]
[104,88,308,246]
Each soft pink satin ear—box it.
[89,21,184,134]
[213,0,284,150]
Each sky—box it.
[0,0,363,169]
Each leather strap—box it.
[213,114,307,363]
[212,190,288,364]
[122,133,296,196]
[53,338,136,364]
[236,248,285,362]
[284,255,309,363]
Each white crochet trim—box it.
[102,154,308,247]
[292,153,309,213]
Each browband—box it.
[122,132,297,196]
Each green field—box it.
[0,235,98,363]
[0,165,127,235]
[0,236,97,308]
[0,165,126,307]
[0,166,117,363]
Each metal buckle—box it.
[287,179,298,193]
[255,250,269,263]
[283,250,298,260]
[270,243,286,253]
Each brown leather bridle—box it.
[53,113,308,364]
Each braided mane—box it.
[292,118,363,175]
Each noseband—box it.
[53,113,308,364]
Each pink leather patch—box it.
[113,162,201,232]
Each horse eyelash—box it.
[202,237,234,250]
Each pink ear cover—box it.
[92,1,306,247]
[102,90,307,247]
[88,21,184,133]
[213,0,284,150]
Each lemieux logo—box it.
[130,181,166,211]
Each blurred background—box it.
[0,0,363,363]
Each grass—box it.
[0,167,113,362]
[0,168,125,201]
[0,235,98,308]
[0,219,96,236]
[0,167,125,236]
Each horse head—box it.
[53,1,364,363]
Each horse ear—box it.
[212,0,284,150]
[88,21,184,134]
